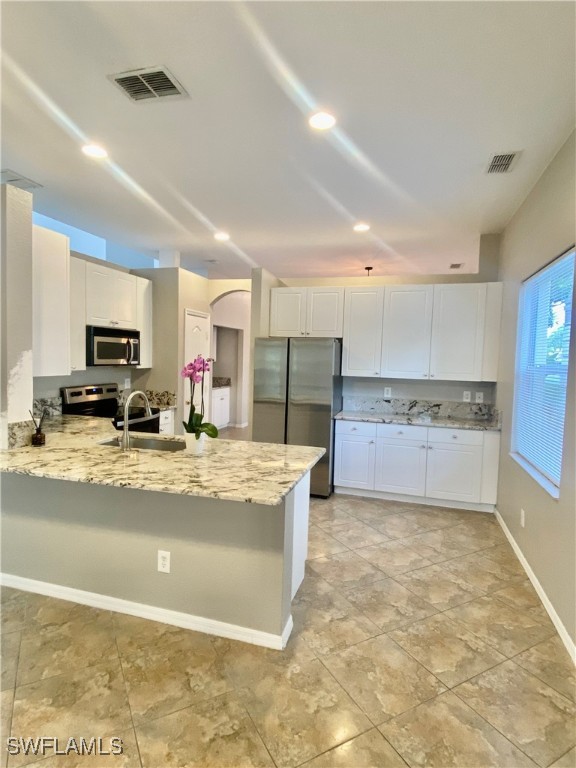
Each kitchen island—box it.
[0,417,324,648]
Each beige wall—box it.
[496,131,576,645]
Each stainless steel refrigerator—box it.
[252,338,342,497]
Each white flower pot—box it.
[184,432,206,455]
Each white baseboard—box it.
[495,511,576,665]
[334,486,495,514]
[233,422,248,429]
[0,573,291,650]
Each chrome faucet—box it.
[121,390,152,452]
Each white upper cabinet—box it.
[69,257,86,372]
[342,287,384,377]
[381,285,433,379]
[481,282,503,381]
[32,226,71,377]
[136,276,153,368]
[269,287,344,337]
[430,284,487,380]
[86,262,137,329]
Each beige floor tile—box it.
[550,747,576,767]
[342,500,404,524]
[355,541,434,577]
[493,579,551,624]
[322,520,390,549]
[121,630,234,724]
[0,592,28,635]
[439,551,524,593]
[1,632,20,691]
[23,596,109,634]
[403,523,500,559]
[380,691,537,767]
[307,525,350,560]
[455,660,576,766]
[17,611,117,686]
[370,513,429,540]
[322,635,446,724]
[389,613,506,688]
[310,503,355,527]
[1,689,14,768]
[292,575,381,656]
[113,612,190,657]
[514,636,576,703]
[307,551,386,591]
[16,729,141,767]
[136,692,274,768]
[10,661,132,767]
[443,596,555,657]
[302,728,408,767]
[239,658,371,768]
[346,578,438,632]
[395,564,484,610]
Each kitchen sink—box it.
[99,437,186,452]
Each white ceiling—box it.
[2,2,574,279]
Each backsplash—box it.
[145,390,176,408]
[342,377,496,404]
[342,395,497,422]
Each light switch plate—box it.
[463,391,471,402]
[384,387,392,398]
[475,392,484,404]
[124,378,131,390]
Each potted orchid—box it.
[181,356,218,453]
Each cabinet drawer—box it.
[428,427,483,446]
[335,420,377,438]
[376,423,428,441]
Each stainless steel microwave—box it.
[86,326,140,366]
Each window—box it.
[512,248,575,495]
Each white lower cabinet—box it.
[374,425,428,496]
[159,409,175,435]
[335,420,499,506]
[211,387,231,429]
[333,422,376,490]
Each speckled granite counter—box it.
[335,410,501,431]
[0,415,324,506]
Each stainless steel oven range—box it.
[61,384,160,433]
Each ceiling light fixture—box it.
[308,111,336,131]
[82,144,108,159]
[214,231,230,242]
[353,222,370,233]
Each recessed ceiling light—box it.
[82,144,107,159]
[353,222,370,233]
[308,111,336,131]
[214,231,230,242]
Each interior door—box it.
[183,310,211,431]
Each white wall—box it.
[496,131,576,648]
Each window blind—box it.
[513,249,575,488]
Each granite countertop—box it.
[335,410,501,431]
[0,415,324,506]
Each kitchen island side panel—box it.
[1,474,292,637]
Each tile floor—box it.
[1,495,575,768]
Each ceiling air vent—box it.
[109,67,188,102]
[486,152,519,174]
[0,169,42,190]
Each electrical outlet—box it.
[475,392,484,404]
[157,550,170,573]
[520,509,525,528]
[124,378,131,390]
[463,391,471,402]
[384,387,392,398]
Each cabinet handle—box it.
[430,373,435,378]
[452,434,458,439]
[428,445,433,450]
[306,332,310,336]
[420,444,426,449]
[351,427,357,431]
[369,440,375,444]
[422,373,428,377]
[397,430,403,435]
[374,371,379,375]
[300,331,305,335]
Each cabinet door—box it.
[481,283,503,381]
[70,257,86,372]
[374,438,427,496]
[430,284,486,381]
[113,272,137,329]
[86,262,115,326]
[213,388,230,428]
[306,288,344,337]
[480,431,500,504]
[270,288,307,337]
[426,442,482,502]
[136,277,153,368]
[342,288,384,377]
[334,435,375,490]
[32,226,71,377]
[381,286,433,378]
